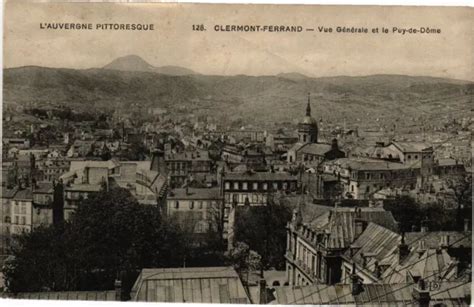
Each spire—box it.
[306,92,311,116]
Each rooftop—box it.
[131,267,250,304]
[168,187,221,200]
[271,282,471,306]
[224,171,297,181]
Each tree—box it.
[383,195,459,232]
[3,188,184,295]
[225,242,261,285]
[234,199,292,275]
[445,174,472,230]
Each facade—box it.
[32,182,54,228]
[166,187,223,236]
[321,158,418,199]
[165,150,213,188]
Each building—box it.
[0,187,34,236]
[287,95,345,165]
[285,205,397,286]
[130,267,251,303]
[32,182,54,228]
[321,158,418,199]
[166,187,223,236]
[163,150,213,188]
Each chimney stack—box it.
[398,232,410,264]
[464,219,470,232]
[440,235,450,249]
[412,278,430,307]
[114,279,123,301]
[420,219,429,233]
[350,263,363,296]
[259,279,267,304]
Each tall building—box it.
[288,94,345,165]
[298,93,318,144]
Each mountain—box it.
[277,72,310,80]
[3,66,472,127]
[103,55,197,76]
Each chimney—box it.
[354,211,366,238]
[350,263,363,296]
[259,279,267,304]
[417,240,426,258]
[114,279,123,301]
[374,261,382,279]
[464,219,470,232]
[412,278,430,307]
[360,252,367,267]
[440,235,450,248]
[398,232,410,264]
[420,219,429,233]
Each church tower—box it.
[298,93,318,143]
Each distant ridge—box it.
[277,72,311,80]
[3,65,472,126]
[103,54,197,76]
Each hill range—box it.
[3,55,473,128]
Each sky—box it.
[3,1,473,80]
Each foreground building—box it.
[285,205,398,286]
[130,267,251,303]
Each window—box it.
[263,183,268,190]
[253,182,258,190]
[189,201,194,209]
[175,201,179,209]
[15,216,19,224]
[225,182,230,190]
[4,216,10,223]
[233,182,239,190]
[407,155,411,159]
[20,217,26,225]
[414,155,418,159]
[273,182,278,190]
[198,201,203,209]
[351,185,354,192]
[242,182,248,190]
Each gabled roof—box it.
[391,141,432,153]
[131,267,250,303]
[345,222,401,272]
[6,291,116,301]
[224,171,296,181]
[298,143,332,156]
[168,187,221,200]
[304,207,398,250]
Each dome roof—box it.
[300,115,318,125]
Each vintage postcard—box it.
[1,1,472,305]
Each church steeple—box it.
[306,92,311,116]
[298,93,318,144]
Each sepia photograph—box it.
[0,1,472,306]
